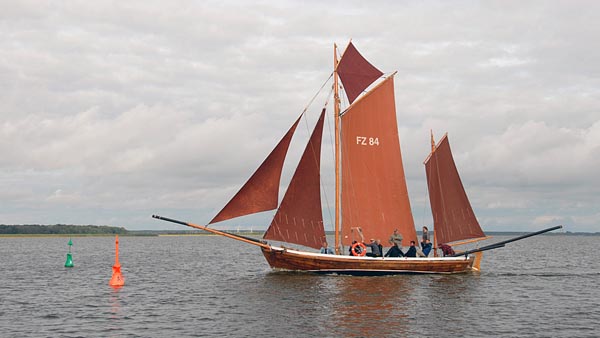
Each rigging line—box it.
[300,72,333,158]
[301,81,333,133]
[434,148,447,244]
[420,164,431,236]
[420,197,427,237]
[320,86,335,232]
[301,89,335,238]
[339,84,349,113]
[298,80,334,234]
[301,72,334,117]
[299,72,334,148]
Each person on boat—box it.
[384,243,404,257]
[356,227,382,257]
[349,240,361,256]
[405,241,417,257]
[389,228,403,247]
[438,243,455,256]
[421,226,430,250]
[422,239,433,256]
[349,227,364,256]
[320,241,334,255]
[362,239,382,257]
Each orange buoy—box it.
[109,235,125,287]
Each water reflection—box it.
[327,276,412,337]
[109,287,122,319]
[256,272,489,336]
[256,272,414,336]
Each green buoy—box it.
[65,238,74,268]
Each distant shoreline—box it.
[1,224,596,237]
[0,232,262,238]
[1,230,597,237]
[0,233,145,238]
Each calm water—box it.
[0,235,598,337]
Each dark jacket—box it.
[405,245,417,257]
[384,245,404,257]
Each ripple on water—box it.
[0,235,598,337]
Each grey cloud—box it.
[1,1,598,232]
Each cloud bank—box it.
[1,1,598,232]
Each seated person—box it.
[353,227,382,257]
[364,239,382,257]
[422,239,433,256]
[320,241,334,254]
[384,243,404,257]
[349,240,361,256]
[405,241,417,257]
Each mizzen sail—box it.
[424,134,485,245]
[263,110,326,249]
[209,116,301,224]
[340,76,416,246]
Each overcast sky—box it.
[1,1,598,232]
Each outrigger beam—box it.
[452,243,506,257]
[152,215,270,249]
[451,225,563,257]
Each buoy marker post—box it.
[64,238,74,268]
[109,235,125,287]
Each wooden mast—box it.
[333,43,341,254]
[430,129,438,257]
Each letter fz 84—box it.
[356,136,379,146]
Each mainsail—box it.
[263,110,326,249]
[339,76,417,246]
[209,115,301,224]
[424,134,485,245]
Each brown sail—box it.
[340,76,416,246]
[151,42,565,275]
[154,42,541,275]
[424,134,485,245]
[209,115,301,224]
[337,42,384,104]
[263,110,326,249]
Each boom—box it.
[451,225,563,257]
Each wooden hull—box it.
[261,246,476,275]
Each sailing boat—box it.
[153,42,560,275]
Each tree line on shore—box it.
[0,224,129,235]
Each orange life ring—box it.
[351,242,367,256]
